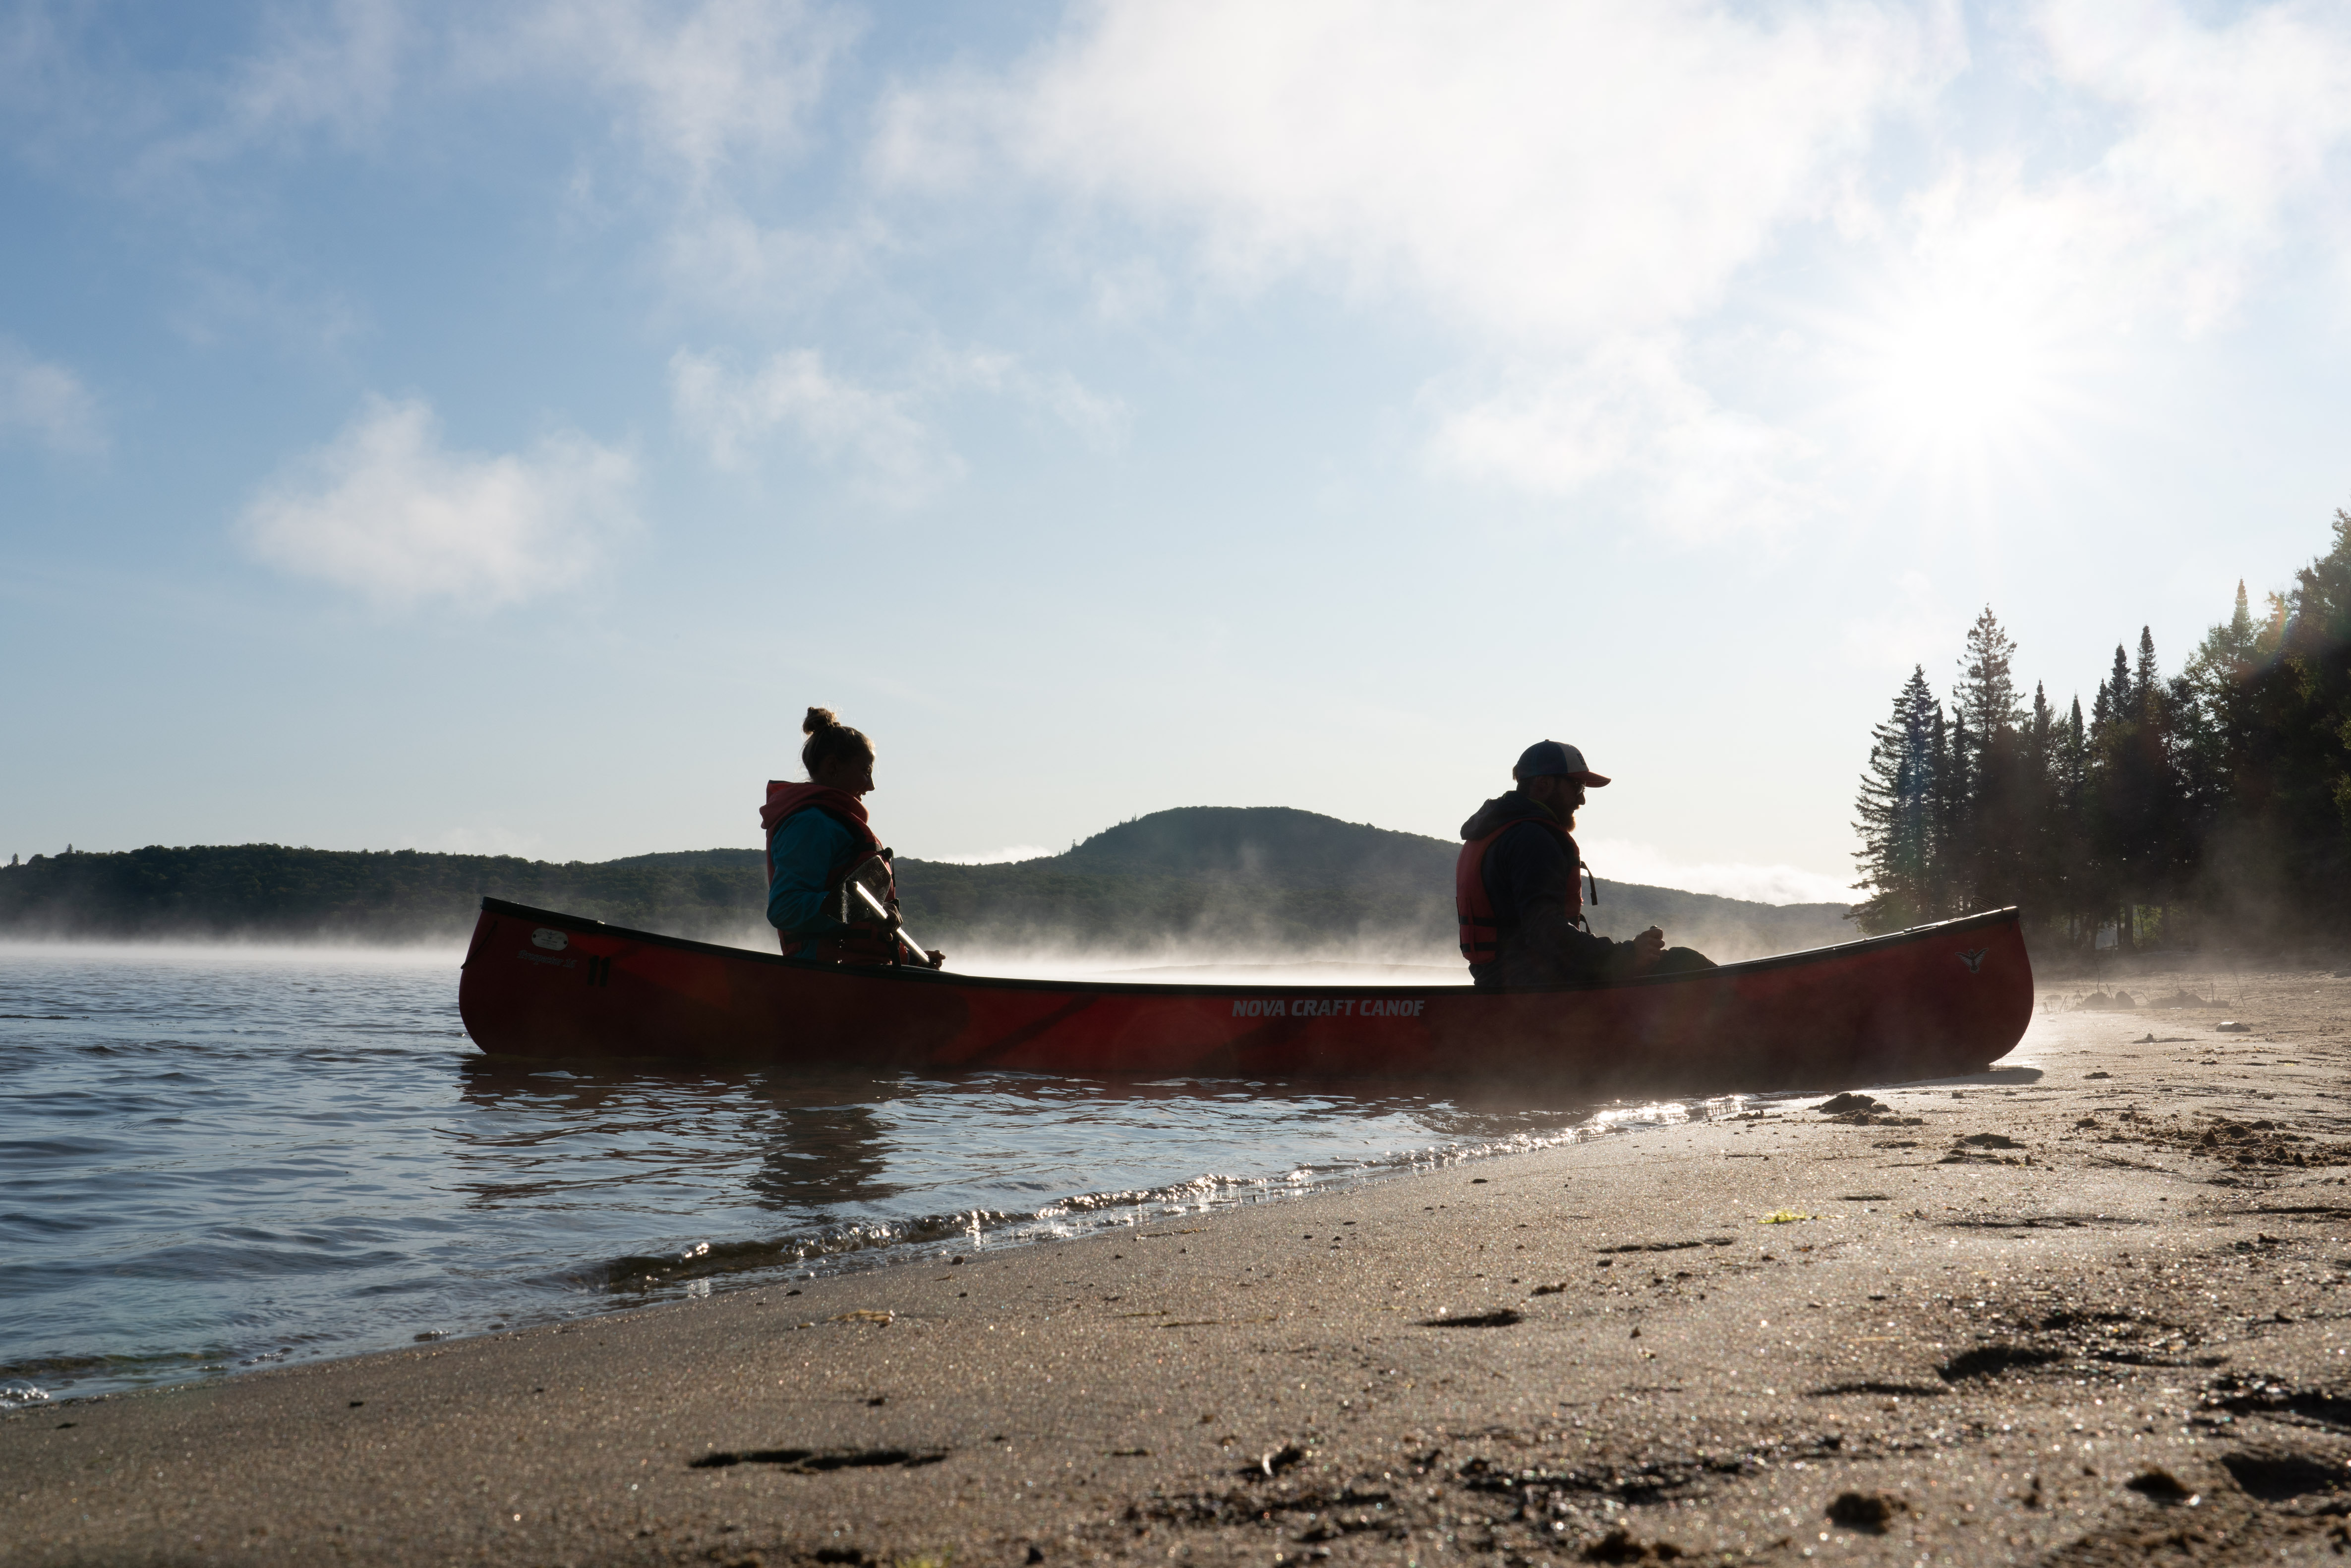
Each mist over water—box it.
[0,944,1758,1407]
[920,943,1472,985]
[665,920,1833,978]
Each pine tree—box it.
[2186,581,2258,710]
[2170,668,2223,898]
[1953,606,2025,752]
[1850,666,1941,933]
[2088,628,2185,945]
[2016,681,2058,922]
[1952,608,2029,914]
[2063,697,2086,797]
[2091,644,2131,743]
[2055,696,2093,942]
[1935,708,1969,916]
[2234,510,2351,909]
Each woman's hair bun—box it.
[799,706,874,778]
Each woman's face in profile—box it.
[815,752,876,798]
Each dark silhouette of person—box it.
[761,707,943,968]
[1457,740,1715,990]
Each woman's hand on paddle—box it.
[1632,926,1667,972]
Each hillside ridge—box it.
[0,806,1851,959]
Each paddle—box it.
[851,880,940,968]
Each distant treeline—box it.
[0,844,763,943]
[0,806,1855,961]
[1850,508,2351,948]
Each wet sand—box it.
[10,964,2351,1567]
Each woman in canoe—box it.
[760,707,943,968]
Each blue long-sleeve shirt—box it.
[766,810,857,934]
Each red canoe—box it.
[457,898,2031,1094]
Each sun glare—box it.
[1872,296,2048,447]
[1814,260,2098,505]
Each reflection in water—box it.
[741,1072,928,1211]
[751,1098,903,1210]
[452,1063,917,1214]
[448,1059,1750,1299]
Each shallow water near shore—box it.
[0,945,1751,1406]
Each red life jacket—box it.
[1455,815,1583,965]
[761,781,908,965]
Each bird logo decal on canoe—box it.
[1958,947,1988,974]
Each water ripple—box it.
[0,945,1750,1401]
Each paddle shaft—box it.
[852,880,934,965]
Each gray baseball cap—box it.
[1513,740,1610,786]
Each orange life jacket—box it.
[761,781,909,965]
[1455,816,1583,965]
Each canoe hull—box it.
[457,898,2032,1095]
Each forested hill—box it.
[1057,807,1451,893]
[0,807,1853,960]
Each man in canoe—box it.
[761,707,944,968]
[1457,740,1714,990]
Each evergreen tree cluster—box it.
[1850,510,2351,947]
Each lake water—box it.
[0,945,1748,1407]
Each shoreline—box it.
[10,967,2351,1565]
[5,1094,1723,1409]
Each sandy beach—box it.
[10,963,2351,1567]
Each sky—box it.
[4,0,2349,906]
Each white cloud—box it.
[656,207,882,319]
[1835,1,2351,363]
[239,397,636,608]
[232,0,409,145]
[0,340,102,454]
[942,346,1130,450]
[1759,0,2351,515]
[466,1,869,323]
[97,0,414,175]
[668,344,1126,499]
[856,0,2351,531]
[876,0,1940,345]
[669,348,960,503]
[2035,0,2351,327]
[1426,337,1824,539]
[1580,836,1852,906]
[479,0,855,188]
[170,270,370,357]
[869,2,1938,530]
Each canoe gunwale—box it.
[468,895,2020,996]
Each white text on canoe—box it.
[1231,998,1426,1019]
